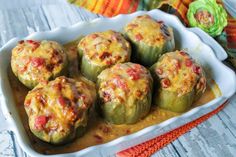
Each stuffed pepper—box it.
[97,62,153,124]
[11,40,68,89]
[124,15,175,66]
[150,50,206,112]
[78,30,131,82]
[24,76,96,144]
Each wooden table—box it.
[0,0,236,156]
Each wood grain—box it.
[0,1,235,157]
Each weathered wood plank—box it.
[0,0,63,9]
[151,144,181,157]
[21,7,51,32]
[172,106,236,157]
[0,131,15,157]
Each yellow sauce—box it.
[8,39,220,155]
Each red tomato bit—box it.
[18,66,27,73]
[39,96,47,105]
[46,64,54,72]
[101,126,111,133]
[27,40,40,50]
[155,68,163,75]
[175,60,181,69]
[161,78,171,88]
[94,134,103,143]
[31,57,45,67]
[126,68,140,80]
[185,59,193,67]
[136,90,142,97]
[192,65,201,75]
[105,60,113,65]
[113,76,129,91]
[99,52,112,60]
[179,51,187,56]
[103,91,111,103]
[58,96,66,107]
[135,33,143,41]
[90,34,98,39]
[35,115,48,130]
[24,99,31,107]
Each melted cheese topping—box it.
[78,30,131,66]
[124,15,173,46]
[155,50,206,96]
[98,63,152,104]
[24,76,94,141]
[11,40,67,87]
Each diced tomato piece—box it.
[27,40,39,45]
[175,60,181,69]
[179,51,187,56]
[46,64,54,72]
[24,99,31,107]
[103,91,111,102]
[102,126,111,133]
[18,66,27,73]
[133,64,142,70]
[126,129,131,134]
[161,78,171,88]
[40,80,48,86]
[35,115,48,130]
[58,96,66,106]
[48,114,55,119]
[31,57,45,67]
[80,94,86,100]
[105,60,113,65]
[155,68,163,75]
[192,65,201,75]
[94,134,103,143]
[39,96,47,105]
[113,76,129,90]
[19,58,30,72]
[27,40,40,50]
[136,90,142,97]
[55,83,62,91]
[27,40,34,43]
[99,52,112,60]
[185,59,193,67]
[90,34,98,39]
[114,55,122,61]
[135,33,143,41]
[126,68,140,80]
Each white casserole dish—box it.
[0,9,235,157]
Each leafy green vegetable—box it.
[187,0,227,37]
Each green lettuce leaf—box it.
[187,0,227,37]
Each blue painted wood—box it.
[0,1,235,157]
